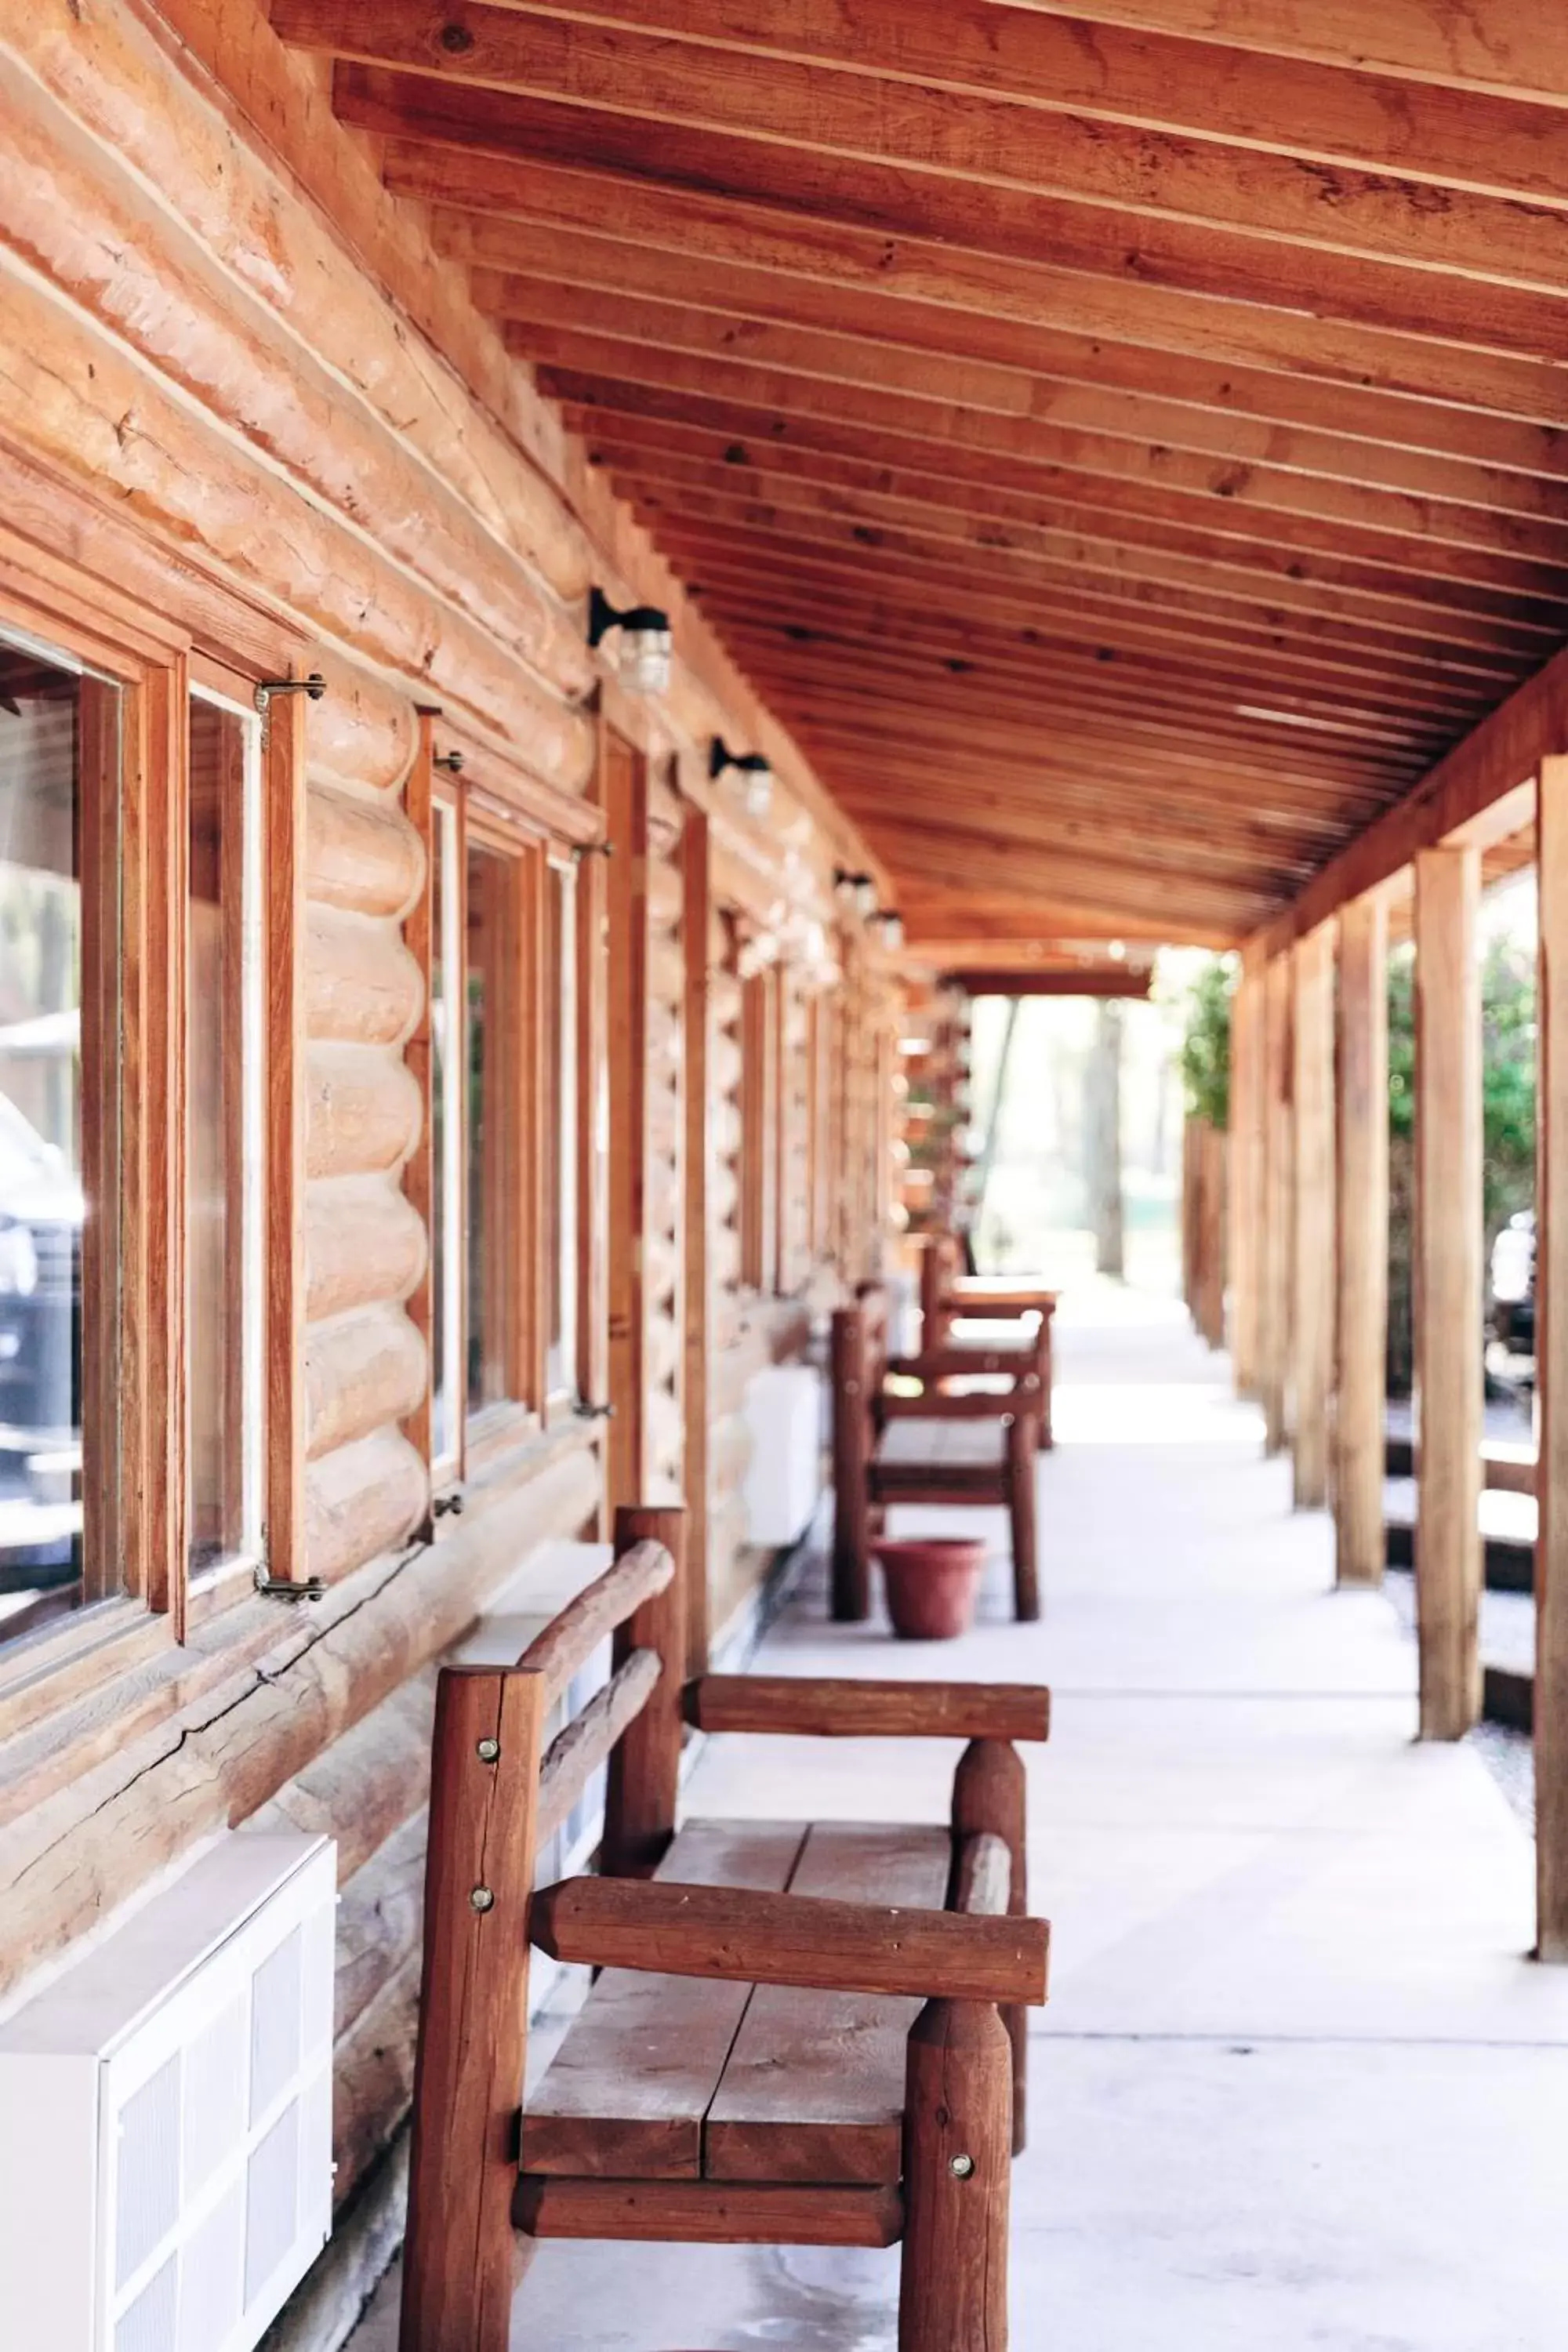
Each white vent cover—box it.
[0,1834,335,2352]
[743,1363,824,1547]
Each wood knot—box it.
[440,20,476,53]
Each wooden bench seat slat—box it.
[703,1823,953,2187]
[876,1417,1007,1468]
[521,1820,807,2180]
[516,2176,905,2248]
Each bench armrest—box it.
[887,1345,1038,1381]
[528,1876,1049,2007]
[684,1674,1050,1744]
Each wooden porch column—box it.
[1261,953,1294,1455]
[1413,844,1483,1741]
[1229,949,1266,1398]
[1334,891,1389,1586]
[1292,923,1336,1508]
[1537,757,1568,1954]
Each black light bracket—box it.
[710,735,772,782]
[433,749,465,774]
[588,585,671,648]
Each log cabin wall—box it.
[0,0,895,2316]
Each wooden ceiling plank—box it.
[521,335,1568,591]
[720,648,1444,793]
[561,394,1568,642]
[975,1,1568,109]
[628,480,1526,699]
[272,7,1568,307]
[658,535,1511,728]
[330,71,1568,365]
[721,612,1518,735]
[326,0,1568,203]
[721,637,1432,771]
[394,143,1568,441]
[466,226,1568,524]
[597,447,1536,680]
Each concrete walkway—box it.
[360,1286,1568,2349]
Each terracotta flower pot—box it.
[873,1537,987,1640]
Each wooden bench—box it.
[400,1505,1051,2352]
[921,1233,1058,1450]
[832,1286,1042,1624]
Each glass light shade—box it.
[615,626,672,695]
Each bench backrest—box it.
[401,1504,687,2344]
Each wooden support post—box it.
[1537,758,1568,1955]
[1261,954,1294,1455]
[1292,923,1336,1509]
[1335,893,1389,1585]
[400,1666,545,2352]
[1414,845,1483,1741]
[898,2000,1012,2352]
[602,1502,687,1875]
[830,1306,873,1622]
[951,1740,1029,2154]
[1229,952,1266,1397]
[1005,1410,1040,1624]
[681,806,712,1676]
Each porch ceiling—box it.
[269,0,1568,950]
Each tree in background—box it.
[1178,955,1234,1132]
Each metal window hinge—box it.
[572,840,612,859]
[253,673,327,717]
[433,1489,466,1518]
[575,1399,615,1421]
[253,1565,328,1602]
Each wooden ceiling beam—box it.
[554,375,1568,633]
[339,0,1568,199]
[595,446,1536,682]
[460,221,1568,529]
[720,647,1424,797]
[982,0,1568,109]
[564,383,1568,649]
[725,635,1421,771]
[274,8,1568,311]
[393,143,1568,440]
[779,695,1399,804]
[521,336,1568,595]
[899,889,1222,947]
[433,196,1568,488]
[630,483,1514,705]
[659,538,1490,732]
[764,735,1385,860]
[855,816,1276,926]
[328,70,1568,364]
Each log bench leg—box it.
[1007,1412,1040,1622]
[898,1999,1012,2351]
[953,1738,1030,2153]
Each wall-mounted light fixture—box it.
[833,867,879,919]
[588,586,672,695]
[880,910,906,951]
[709,735,774,818]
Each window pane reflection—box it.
[0,637,119,1643]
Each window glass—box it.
[545,861,578,1399]
[0,634,120,1643]
[430,802,463,1468]
[465,840,518,1414]
[187,695,263,1576]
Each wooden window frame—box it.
[411,750,603,1501]
[0,516,307,1722]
